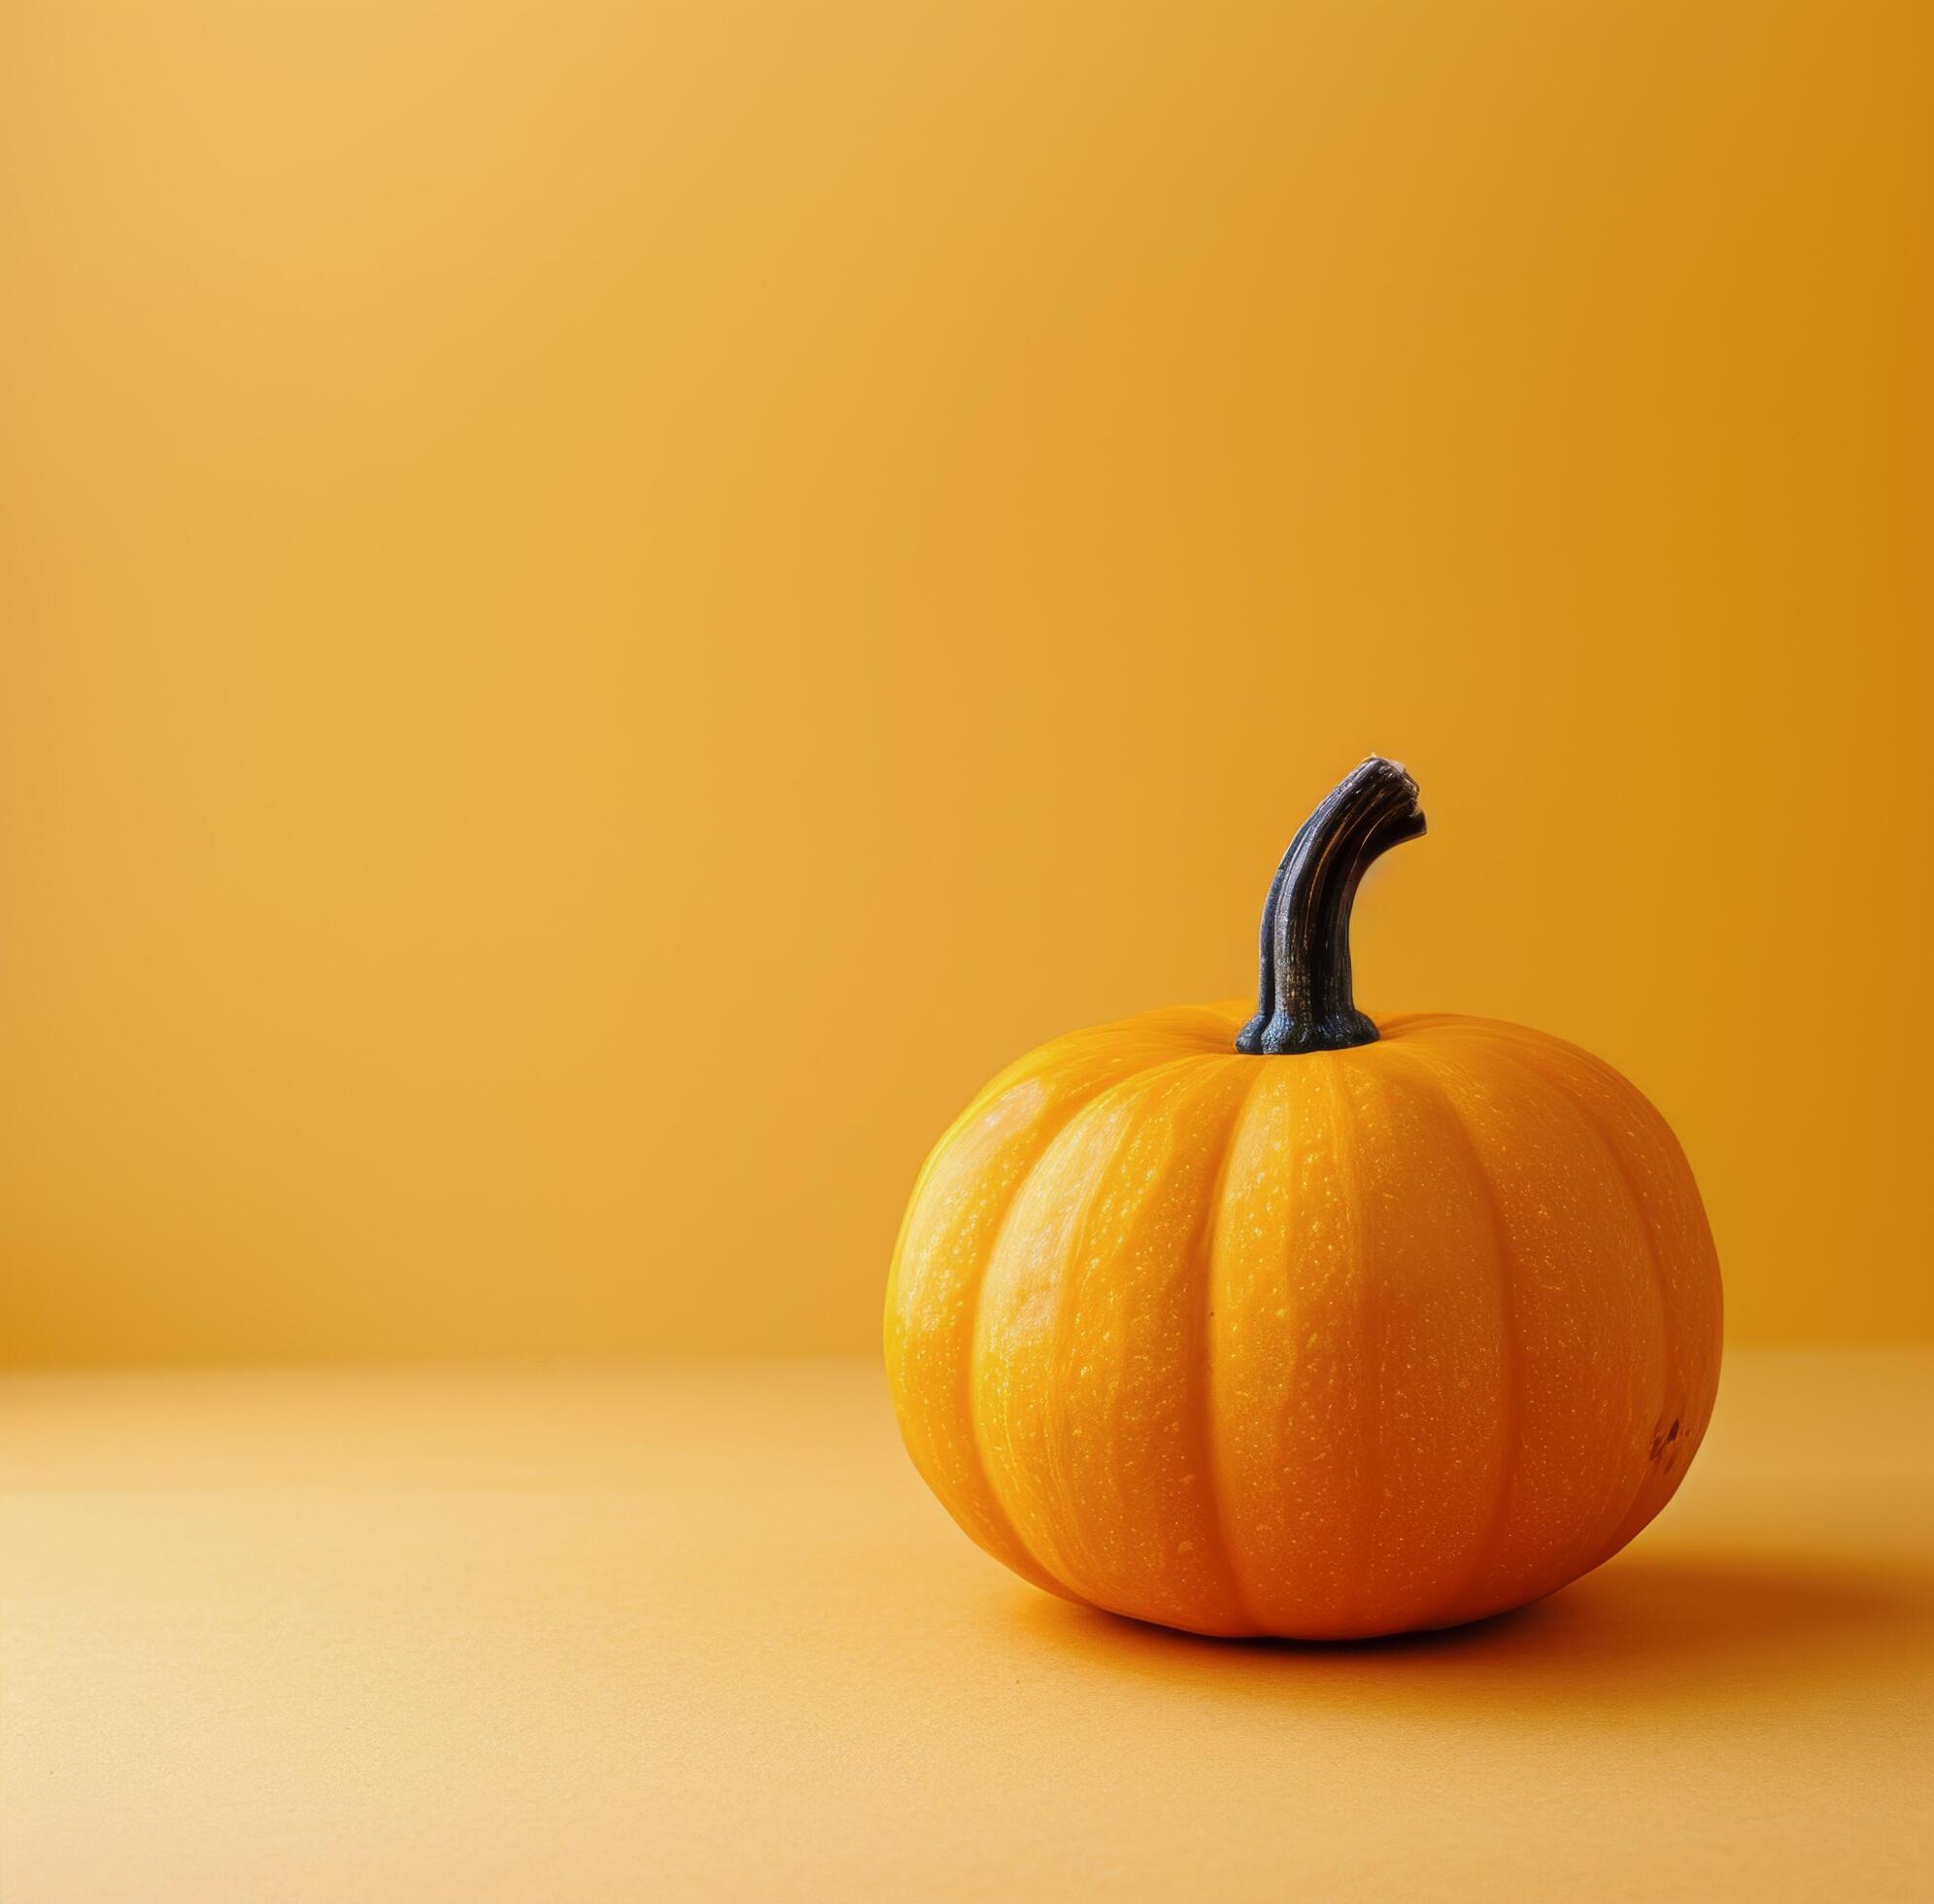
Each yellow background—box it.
[3,0,1929,1364]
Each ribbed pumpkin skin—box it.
[885,1003,1722,1640]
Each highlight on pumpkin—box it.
[885,759,1722,1641]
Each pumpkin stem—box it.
[1236,756,1425,1056]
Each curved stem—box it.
[1236,757,1425,1055]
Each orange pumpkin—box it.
[885,758,1721,1639]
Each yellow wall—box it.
[3,2,1928,1363]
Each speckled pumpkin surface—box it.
[886,762,1722,1640]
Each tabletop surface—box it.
[3,1347,1929,1900]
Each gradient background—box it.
[3,0,1929,1368]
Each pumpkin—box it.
[885,758,1721,1640]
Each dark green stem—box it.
[1236,757,1425,1056]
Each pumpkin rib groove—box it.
[1071,1055,1257,1625]
[1199,1059,1273,1638]
[1021,1093,1130,1597]
[1110,1057,1257,1634]
[1455,1032,1677,1578]
[967,1051,1218,1601]
[1487,1033,1718,1566]
[1326,1059,1380,1630]
[956,1084,1123,1596]
[1392,1019,1691,1577]
[1387,1045,1523,1630]
[930,1056,1193,1597]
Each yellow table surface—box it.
[3,1349,1929,1900]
